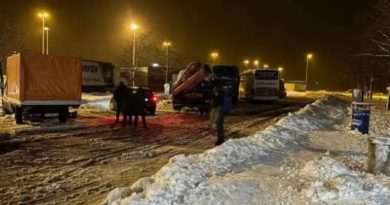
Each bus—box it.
[239,69,285,101]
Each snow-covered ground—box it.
[104,95,390,205]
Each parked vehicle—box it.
[212,65,240,103]
[172,62,213,113]
[82,60,114,92]
[1,52,82,123]
[239,69,284,101]
[109,86,157,115]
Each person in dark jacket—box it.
[133,87,148,129]
[210,86,225,145]
[113,81,128,124]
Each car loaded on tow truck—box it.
[172,62,239,114]
[172,62,213,114]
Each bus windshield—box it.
[255,70,279,80]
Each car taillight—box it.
[152,96,158,102]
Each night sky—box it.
[0,0,375,89]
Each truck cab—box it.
[212,65,240,104]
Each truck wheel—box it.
[15,107,23,124]
[58,107,69,123]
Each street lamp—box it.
[278,67,284,78]
[263,64,269,69]
[163,41,172,84]
[243,59,250,68]
[254,60,259,69]
[210,52,219,65]
[38,12,49,55]
[306,53,313,84]
[44,27,50,54]
[130,23,139,86]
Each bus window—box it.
[255,70,279,80]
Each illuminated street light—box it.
[306,53,313,84]
[254,60,259,69]
[278,67,284,78]
[210,52,219,65]
[163,41,172,84]
[38,11,49,54]
[263,64,269,69]
[44,27,50,54]
[243,59,250,68]
[130,23,139,31]
[130,23,139,86]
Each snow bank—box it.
[301,156,390,204]
[80,93,112,110]
[184,173,265,205]
[104,95,348,205]
[277,95,346,131]
[156,99,173,112]
[370,108,390,138]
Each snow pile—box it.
[301,156,390,204]
[277,95,347,131]
[80,93,112,110]
[369,108,390,138]
[183,173,265,205]
[156,99,173,112]
[103,95,348,205]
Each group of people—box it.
[113,81,148,129]
[112,73,231,146]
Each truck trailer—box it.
[82,60,114,92]
[1,52,82,124]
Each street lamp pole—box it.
[278,67,284,78]
[254,60,259,69]
[163,41,172,84]
[44,27,50,55]
[243,59,250,69]
[211,52,219,66]
[38,12,48,55]
[306,54,313,84]
[130,23,139,86]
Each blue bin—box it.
[351,102,371,134]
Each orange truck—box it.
[1,52,82,124]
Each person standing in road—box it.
[113,81,128,124]
[210,87,225,145]
[133,87,148,129]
